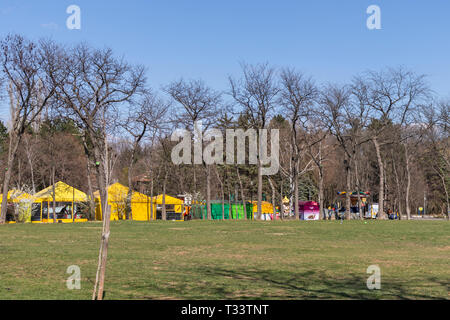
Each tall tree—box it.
[0,35,56,223]
[229,63,279,220]
[279,68,318,219]
[319,85,370,219]
[165,79,221,220]
[122,92,168,219]
[353,67,429,219]
[49,43,145,299]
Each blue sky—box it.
[0,0,449,121]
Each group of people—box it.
[323,205,347,220]
[323,205,399,220]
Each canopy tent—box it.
[0,190,35,223]
[94,182,152,221]
[32,181,89,223]
[336,191,371,206]
[336,191,372,218]
[0,190,35,203]
[150,194,184,220]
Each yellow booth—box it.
[251,200,275,220]
[151,194,184,221]
[0,190,35,223]
[94,182,152,221]
[32,181,89,223]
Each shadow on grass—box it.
[130,266,447,300]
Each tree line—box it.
[0,34,448,298]
[1,34,449,225]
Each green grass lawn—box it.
[0,220,448,300]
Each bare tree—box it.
[165,79,221,220]
[319,84,371,219]
[279,68,318,219]
[353,67,429,219]
[0,35,56,223]
[229,63,279,220]
[48,42,145,299]
[421,101,449,219]
[122,92,168,219]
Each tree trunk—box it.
[435,167,449,220]
[25,137,36,194]
[236,166,247,220]
[345,158,351,220]
[86,159,96,221]
[228,193,232,221]
[373,137,385,219]
[162,170,168,221]
[0,135,20,224]
[294,165,299,220]
[405,144,411,220]
[93,166,111,300]
[221,190,225,221]
[126,155,135,220]
[354,159,363,220]
[149,171,154,221]
[268,178,276,221]
[92,135,112,301]
[280,181,284,220]
[52,166,56,224]
[392,152,403,220]
[83,135,96,220]
[0,159,14,223]
[205,164,211,220]
[318,165,324,220]
[257,160,262,220]
[234,184,238,220]
[213,166,225,220]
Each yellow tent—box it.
[250,201,274,214]
[150,194,184,220]
[0,190,35,203]
[94,182,152,221]
[0,190,35,223]
[34,181,88,202]
[251,201,275,220]
[33,181,89,223]
[152,194,184,210]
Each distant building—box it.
[132,174,151,194]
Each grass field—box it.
[0,220,448,300]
